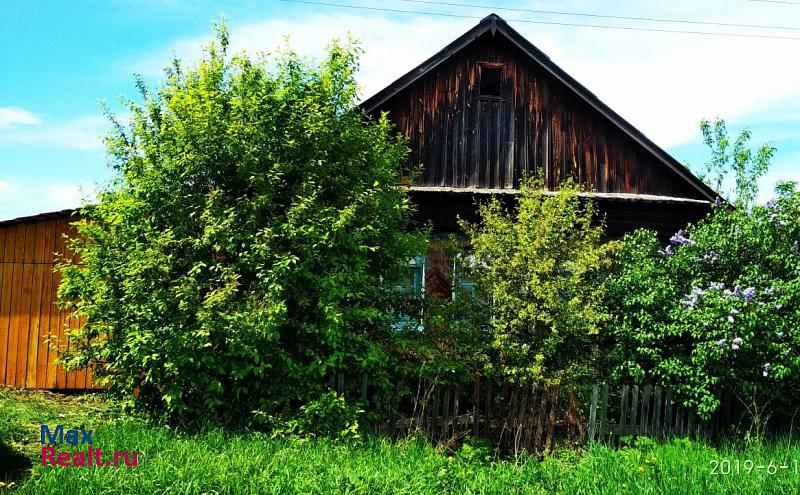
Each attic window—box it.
[479,65,503,97]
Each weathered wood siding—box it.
[0,212,97,389]
[373,31,704,199]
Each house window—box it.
[393,255,426,331]
[479,65,503,97]
[406,255,426,298]
[452,253,479,299]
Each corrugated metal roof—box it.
[407,186,712,204]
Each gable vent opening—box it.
[479,65,503,97]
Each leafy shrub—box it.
[461,178,619,385]
[57,26,424,424]
[258,392,363,441]
[607,183,800,419]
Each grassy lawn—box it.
[2,388,800,494]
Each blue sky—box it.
[2,0,799,220]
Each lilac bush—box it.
[606,182,800,419]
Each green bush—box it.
[461,178,619,385]
[607,185,800,420]
[57,26,424,425]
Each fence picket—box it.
[653,386,662,437]
[630,385,639,436]
[619,385,629,438]
[664,390,673,435]
[642,385,651,436]
[598,384,609,441]
[588,384,598,442]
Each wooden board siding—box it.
[0,212,98,389]
[372,30,706,200]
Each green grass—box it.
[2,388,800,494]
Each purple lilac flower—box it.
[714,197,723,207]
[766,199,777,210]
[670,230,696,246]
[717,338,727,348]
[733,285,745,298]
[732,343,740,351]
[769,213,779,222]
[764,287,774,296]
[742,287,756,302]
[709,282,725,291]
[763,363,772,377]
[658,245,674,257]
[778,220,787,227]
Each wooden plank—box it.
[588,384,598,442]
[653,386,662,437]
[619,385,629,438]
[12,224,34,387]
[25,221,48,387]
[452,384,460,426]
[524,383,538,452]
[53,218,69,389]
[598,383,609,441]
[545,385,560,452]
[36,220,57,388]
[472,373,480,436]
[664,390,673,436]
[442,387,451,425]
[642,385,651,436]
[360,373,368,402]
[630,385,639,436]
[0,225,12,385]
[430,386,441,438]
[534,384,548,451]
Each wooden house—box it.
[0,14,716,389]
[363,13,716,297]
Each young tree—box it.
[58,27,424,423]
[461,179,619,385]
[697,118,774,209]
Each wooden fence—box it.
[332,371,742,453]
[0,210,97,389]
[588,385,748,444]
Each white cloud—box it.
[0,115,107,150]
[0,107,40,129]
[0,179,97,220]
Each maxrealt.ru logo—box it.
[40,425,138,467]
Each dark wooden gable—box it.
[363,14,717,202]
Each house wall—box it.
[0,211,98,389]
[372,31,705,200]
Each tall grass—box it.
[4,389,800,494]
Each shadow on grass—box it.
[0,440,32,483]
